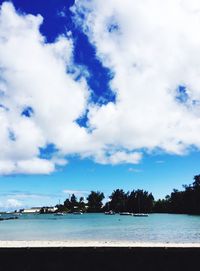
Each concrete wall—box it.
[0,247,199,271]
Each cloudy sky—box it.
[0,0,200,210]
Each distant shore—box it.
[0,240,200,247]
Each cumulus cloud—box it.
[0,198,22,210]
[94,150,142,165]
[0,2,90,174]
[0,1,144,175]
[2,1,200,175]
[0,158,55,175]
[0,191,58,210]
[8,192,52,200]
[72,0,200,156]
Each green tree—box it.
[63,194,79,212]
[153,174,200,214]
[153,195,171,213]
[70,194,78,211]
[109,189,128,212]
[87,191,105,212]
[127,189,154,213]
[78,197,86,212]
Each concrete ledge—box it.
[0,240,200,247]
[0,245,199,271]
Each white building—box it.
[22,207,41,214]
[46,206,58,212]
[42,206,58,213]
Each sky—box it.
[0,0,200,210]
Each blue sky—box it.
[0,0,200,210]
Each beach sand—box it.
[0,240,200,247]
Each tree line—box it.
[55,189,154,213]
[154,175,200,214]
[53,175,200,215]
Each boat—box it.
[133,213,149,217]
[54,212,64,216]
[104,210,115,215]
[73,211,83,215]
[119,212,133,216]
[133,194,149,217]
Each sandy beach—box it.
[0,240,200,248]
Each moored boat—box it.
[133,213,149,217]
[119,212,133,216]
[54,212,64,216]
[104,210,115,215]
[73,211,83,215]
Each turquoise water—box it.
[0,213,200,243]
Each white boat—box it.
[119,212,133,216]
[73,211,83,215]
[133,194,148,217]
[133,213,149,217]
[54,212,64,216]
[104,210,115,215]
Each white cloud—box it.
[0,2,90,174]
[0,2,146,175]
[94,151,142,165]
[0,158,55,175]
[10,193,51,200]
[2,1,200,175]
[0,192,57,210]
[72,0,200,157]
[0,198,22,209]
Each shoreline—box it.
[0,240,200,248]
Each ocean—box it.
[0,213,200,243]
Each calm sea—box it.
[0,213,200,243]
